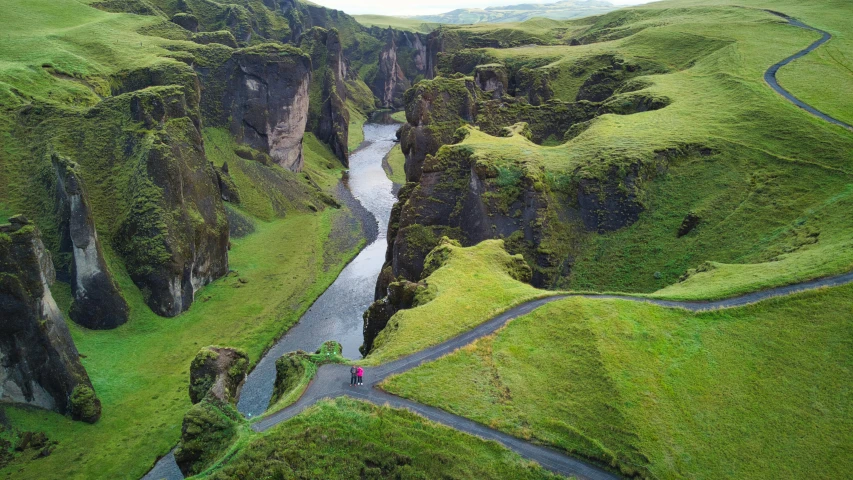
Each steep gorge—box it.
[0,0,437,423]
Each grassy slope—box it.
[364,240,551,365]
[385,284,853,479]
[0,0,182,105]
[383,144,407,185]
[0,2,366,473]
[199,398,560,480]
[440,2,853,298]
[674,0,853,127]
[1,131,364,479]
[353,15,440,34]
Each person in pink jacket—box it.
[356,366,364,386]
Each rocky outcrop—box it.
[362,280,425,356]
[117,86,230,318]
[398,77,478,183]
[299,27,349,164]
[378,71,672,297]
[474,64,508,99]
[51,154,129,330]
[175,395,242,476]
[197,44,311,172]
[177,345,248,476]
[188,346,249,404]
[577,164,645,233]
[0,217,101,423]
[373,30,411,109]
[270,341,340,407]
[214,162,241,204]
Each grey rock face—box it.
[52,154,129,330]
[0,218,100,421]
[201,45,311,172]
[299,27,350,165]
[474,64,508,99]
[374,30,411,109]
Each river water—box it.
[142,117,399,480]
[236,117,399,417]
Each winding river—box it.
[142,115,400,480]
[236,116,399,417]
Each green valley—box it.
[1,0,851,479]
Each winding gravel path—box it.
[143,13,853,479]
[764,11,853,131]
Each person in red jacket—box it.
[356,366,364,386]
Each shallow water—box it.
[236,119,399,417]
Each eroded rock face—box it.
[398,77,478,183]
[0,218,100,422]
[117,87,230,318]
[199,45,311,172]
[362,280,425,356]
[374,30,411,109]
[175,397,241,477]
[189,346,249,405]
[474,64,508,99]
[299,27,349,165]
[52,155,129,330]
[577,164,645,233]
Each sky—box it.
[309,0,654,17]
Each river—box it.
[142,115,400,480]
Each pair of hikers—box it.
[350,365,364,386]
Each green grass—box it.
[2,208,363,479]
[0,0,186,106]
[385,283,853,479]
[364,240,553,365]
[383,144,407,185]
[426,1,853,297]
[198,398,562,480]
[673,0,853,127]
[347,100,367,152]
[391,110,407,123]
[0,202,11,223]
[352,15,440,34]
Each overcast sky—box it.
[311,0,655,16]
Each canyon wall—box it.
[0,217,101,423]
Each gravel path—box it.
[764,11,853,131]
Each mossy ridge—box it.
[393,2,853,295]
[200,398,560,480]
[365,240,549,365]
[268,340,344,409]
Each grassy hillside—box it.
[199,398,560,479]
[385,283,853,478]
[376,3,853,476]
[364,240,551,365]
[420,0,853,296]
[382,144,407,185]
[0,0,375,477]
[1,144,364,479]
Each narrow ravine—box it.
[142,115,400,480]
[236,115,400,418]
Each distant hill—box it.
[412,0,616,24]
[353,14,442,33]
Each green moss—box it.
[205,398,560,480]
[270,352,309,407]
[174,397,244,476]
[69,385,101,424]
